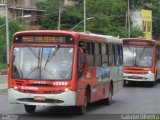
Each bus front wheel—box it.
[77,93,87,114]
[24,105,36,113]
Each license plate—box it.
[34,96,46,101]
[130,76,139,79]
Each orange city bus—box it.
[123,38,160,86]
[8,30,123,114]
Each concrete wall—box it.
[0,4,5,17]
[64,0,77,6]
[131,10,142,30]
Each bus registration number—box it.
[34,96,46,101]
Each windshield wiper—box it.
[26,49,42,78]
[139,46,147,61]
[44,45,60,70]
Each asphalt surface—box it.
[0,78,160,120]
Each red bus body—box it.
[8,30,123,113]
[123,38,160,86]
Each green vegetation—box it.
[36,0,160,39]
[37,0,143,38]
[0,63,7,70]
[0,17,24,70]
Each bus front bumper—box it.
[8,88,76,106]
[123,73,155,82]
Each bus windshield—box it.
[123,46,153,67]
[12,46,74,80]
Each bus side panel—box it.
[77,66,123,104]
[92,84,109,102]
[110,66,123,94]
[92,67,110,102]
[76,85,85,106]
[76,68,96,106]
[156,45,160,80]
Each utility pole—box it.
[58,0,63,30]
[128,0,131,38]
[84,0,86,32]
[58,6,61,30]
[5,0,9,64]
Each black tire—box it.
[77,93,87,115]
[150,74,157,87]
[24,105,36,113]
[123,80,127,87]
[150,81,156,87]
[105,85,113,105]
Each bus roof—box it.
[13,30,78,36]
[123,37,160,46]
[78,32,122,43]
[123,37,155,42]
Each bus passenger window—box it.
[114,45,120,66]
[94,43,102,67]
[102,43,108,67]
[78,48,85,78]
[87,42,94,67]
[108,44,113,66]
[119,45,123,65]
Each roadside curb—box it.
[0,83,7,90]
[0,75,8,90]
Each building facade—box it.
[0,0,5,16]
[131,9,152,39]
[0,0,46,29]
[0,0,78,30]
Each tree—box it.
[37,0,143,38]
[37,1,83,30]
[0,17,23,67]
[149,0,160,39]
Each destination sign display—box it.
[14,35,74,44]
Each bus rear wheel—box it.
[24,105,36,113]
[105,85,113,105]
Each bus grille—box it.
[17,98,64,104]
[19,90,65,94]
[15,80,25,85]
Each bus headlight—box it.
[64,88,69,92]
[14,86,18,90]
[148,71,152,74]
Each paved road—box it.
[0,82,160,120]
